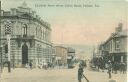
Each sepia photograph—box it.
[0,0,127,82]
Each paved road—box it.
[0,67,127,82]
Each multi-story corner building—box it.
[0,2,53,67]
[99,23,127,63]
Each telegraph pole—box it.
[0,1,3,73]
[5,20,12,73]
[7,35,11,72]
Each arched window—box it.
[23,24,27,37]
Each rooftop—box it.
[1,2,51,30]
[102,23,127,45]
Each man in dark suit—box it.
[78,64,84,82]
[78,61,89,82]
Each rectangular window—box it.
[115,39,120,50]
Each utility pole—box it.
[7,34,11,72]
[5,20,12,73]
[0,1,3,73]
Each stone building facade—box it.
[99,23,127,63]
[0,2,53,67]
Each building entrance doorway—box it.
[22,43,28,65]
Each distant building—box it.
[67,47,75,60]
[54,46,68,65]
[99,23,127,63]
[93,46,102,58]
[0,2,53,67]
[67,47,75,68]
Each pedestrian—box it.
[81,60,87,68]
[25,63,29,69]
[78,63,89,82]
[78,64,84,82]
[107,61,112,79]
[114,62,118,74]
[122,62,126,74]
[124,62,127,74]
[111,61,114,73]
[120,62,123,74]
[29,61,32,69]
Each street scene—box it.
[0,0,127,82]
[0,64,127,82]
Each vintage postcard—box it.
[0,0,127,82]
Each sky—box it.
[1,0,128,46]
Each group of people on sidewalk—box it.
[91,57,127,74]
[25,61,33,69]
[106,60,127,79]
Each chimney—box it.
[115,23,123,33]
